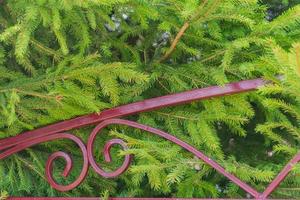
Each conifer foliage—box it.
[0,0,300,198]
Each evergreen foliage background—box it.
[263,0,300,19]
[0,0,300,198]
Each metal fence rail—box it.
[1,78,298,200]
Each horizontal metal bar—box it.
[0,78,266,150]
[7,198,284,200]
[2,77,297,199]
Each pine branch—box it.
[154,111,199,121]
[0,0,300,197]
[15,156,45,181]
[158,22,190,62]
[158,0,209,63]
[30,39,62,60]
[0,191,8,200]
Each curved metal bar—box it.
[87,136,133,178]
[87,119,260,198]
[0,133,89,192]
[1,119,299,198]
[3,78,297,198]
[0,78,266,152]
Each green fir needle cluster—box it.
[0,0,300,198]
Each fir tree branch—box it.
[16,89,57,100]
[154,111,199,121]
[15,156,45,181]
[1,0,300,197]
[158,0,209,63]
[278,188,300,191]
[199,50,226,63]
[0,191,8,200]
[30,39,62,60]
[0,88,56,100]
[158,22,190,63]
[190,0,209,21]
[162,67,209,86]
[295,44,300,76]
[157,78,172,93]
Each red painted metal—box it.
[260,153,300,199]
[0,133,89,192]
[7,198,285,200]
[87,119,260,198]
[0,78,266,152]
[1,78,299,199]
[88,136,132,178]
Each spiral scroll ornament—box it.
[0,133,89,192]
[86,118,300,199]
[87,119,260,197]
[1,118,300,199]
[1,78,298,199]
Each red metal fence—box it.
[1,78,299,200]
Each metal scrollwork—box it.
[1,78,299,199]
[0,133,89,192]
